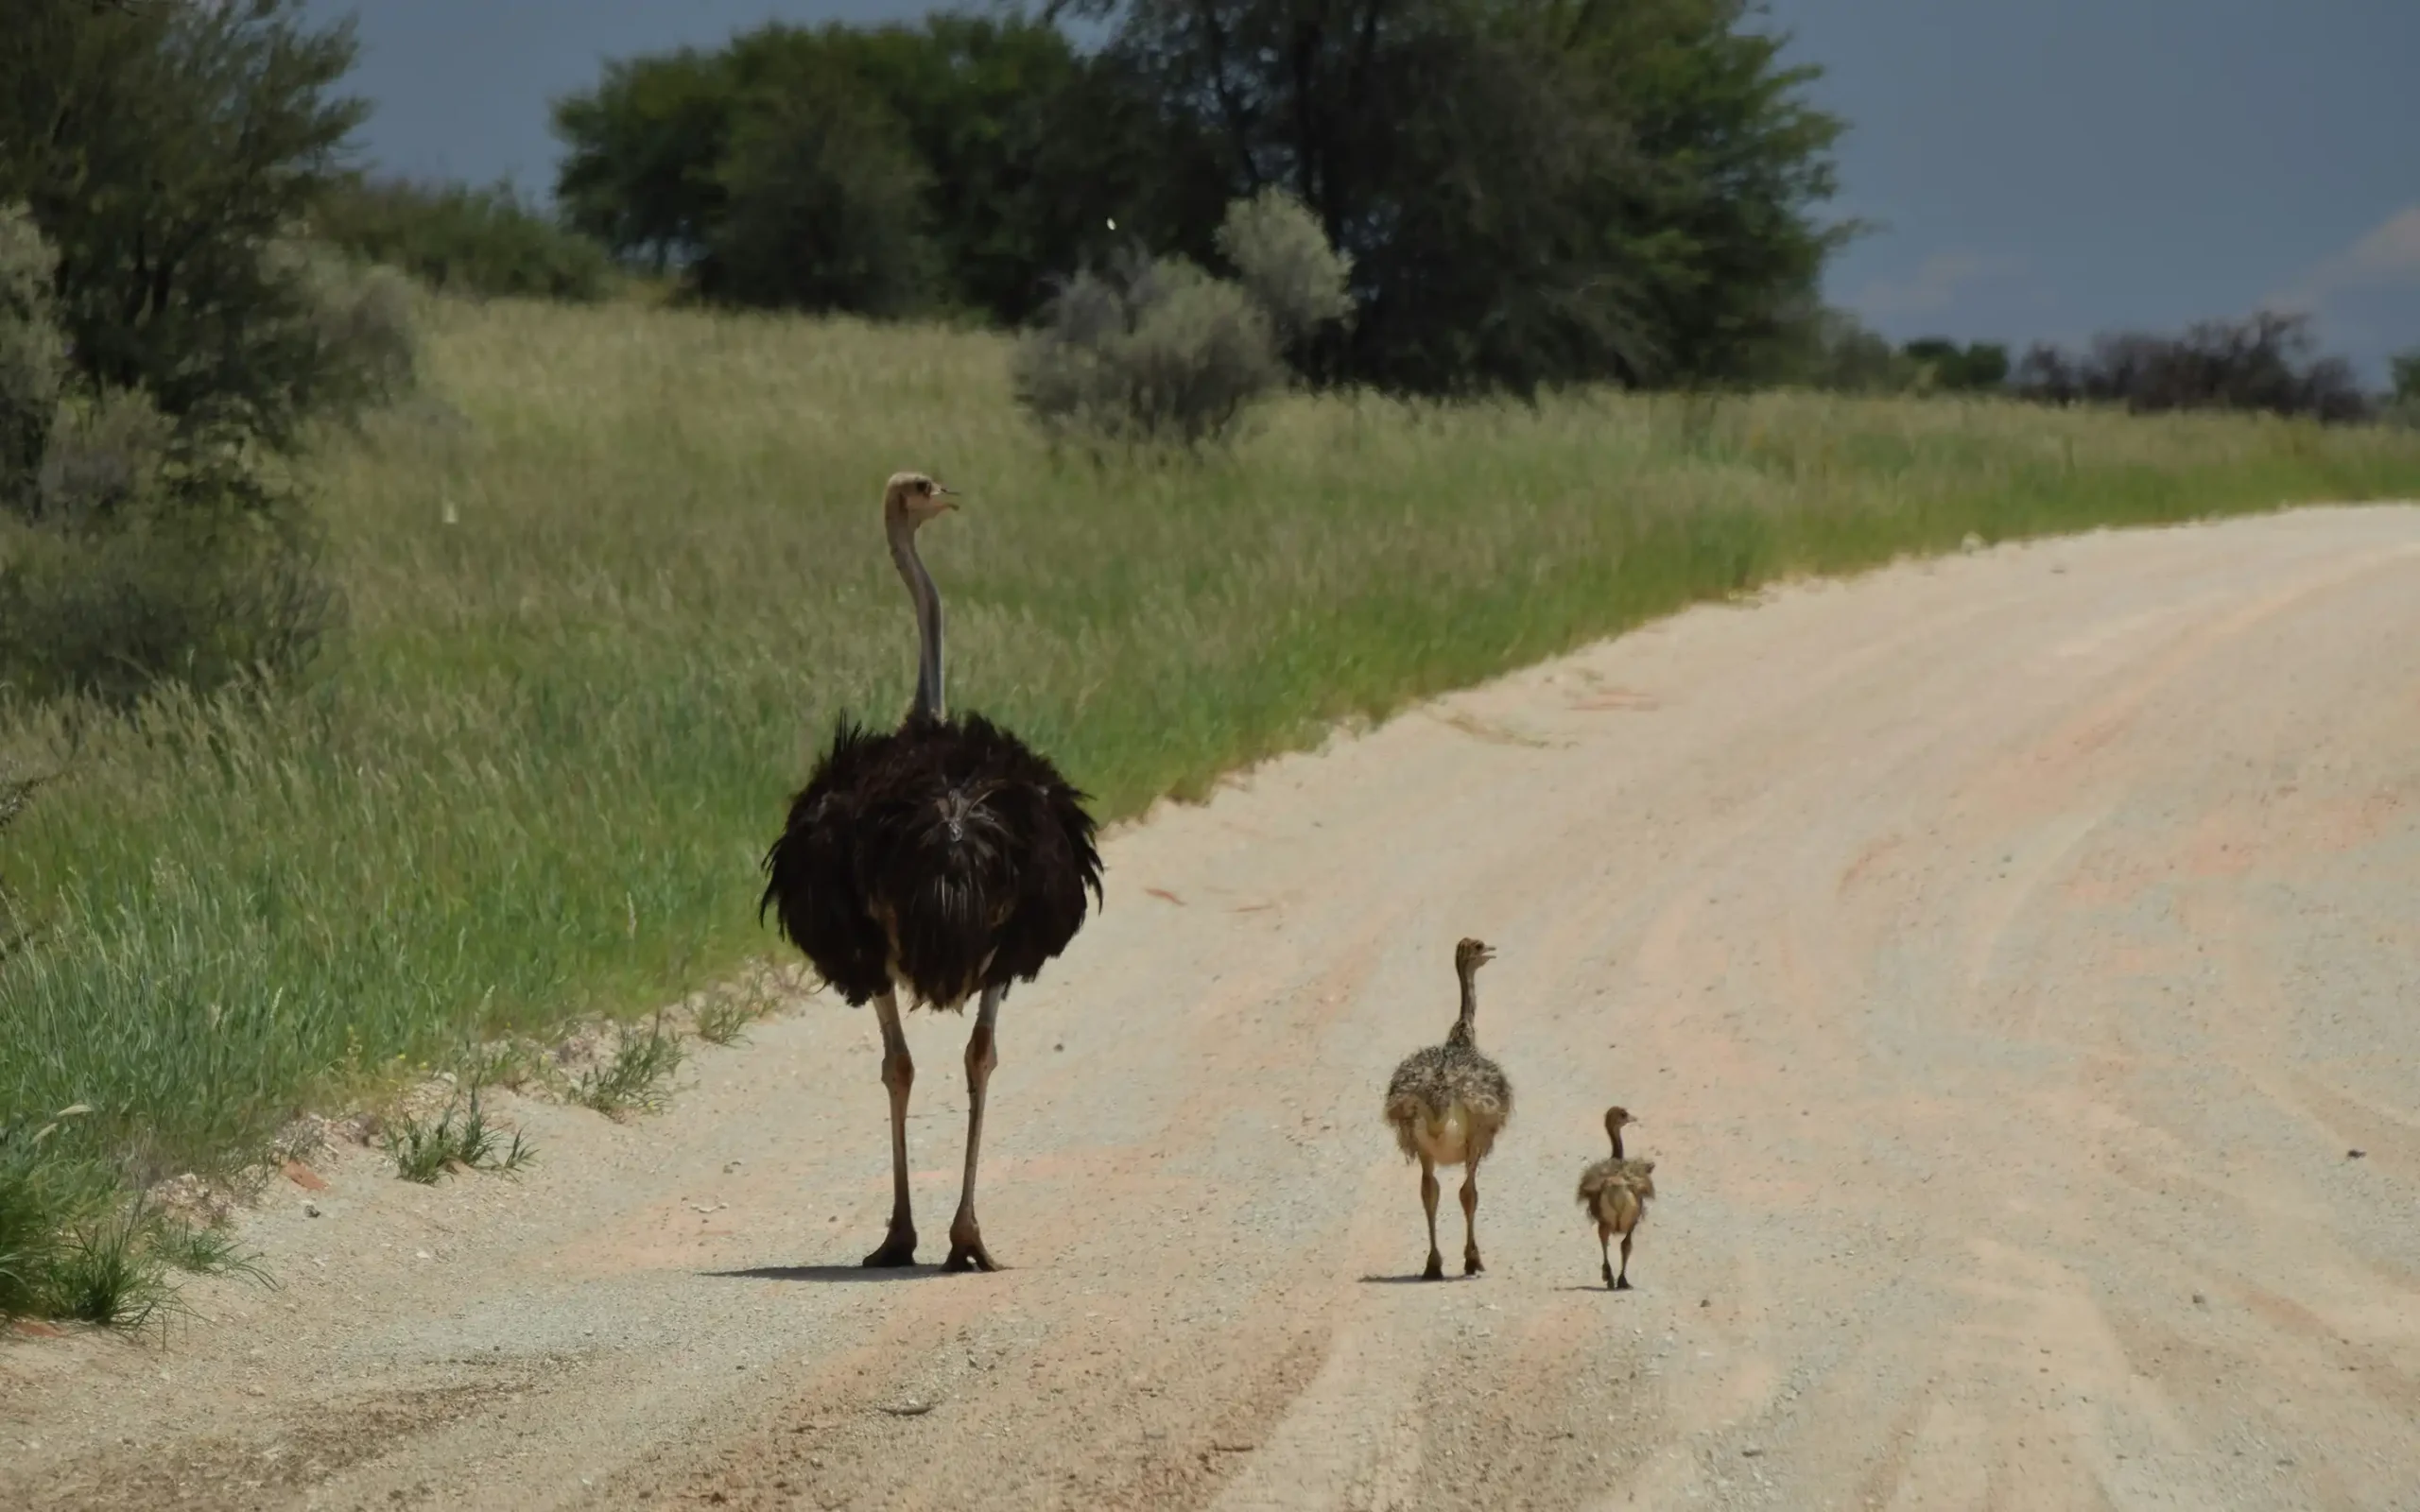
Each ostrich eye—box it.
[915,480,931,495]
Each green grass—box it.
[383,1090,532,1183]
[4,293,2420,1317]
[0,1102,267,1329]
[571,1015,683,1118]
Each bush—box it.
[311,178,614,301]
[276,238,420,413]
[1,415,340,709]
[1214,187,1355,348]
[2013,312,2370,423]
[1012,189,1356,447]
[0,506,338,710]
[1012,248,1286,447]
[0,214,351,706]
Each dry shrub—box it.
[1011,249,1285,447]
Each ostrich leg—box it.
[1460,1162,1484,1275]
[1418,1154,1444,1280]
[944,983,1007,1273]
[863,990,919,1266]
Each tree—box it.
[0,2,395,704]
[2011,312,2370,423]
[0,0,378,450]
[552,47,733,274]
[1055,0,1846,394]
[551,16,1214,323]
[705,67,937,315]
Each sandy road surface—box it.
[8,507,2420,1511]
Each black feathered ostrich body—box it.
[761,472,1102,1272]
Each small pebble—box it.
[2347,1148,2365,1160]
[302,1201,321,1218]
[2191,1293,2206,1305]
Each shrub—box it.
[275,238,420,414]
[1214,187,1355,348]
[1012,190,1357,447]
[1011,248,1285,446]
[1,384,339,708]
[310,178,614,301]
[0,209,367,705]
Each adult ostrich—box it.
[760,472,1102,1272]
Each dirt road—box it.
[8,506,2420,1511]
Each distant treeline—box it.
[1802,307,2402,423]
[544,2,1850,398]
[2011,312,2376,424]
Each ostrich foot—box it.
[1463,1246,1484,1277]
[862,1225,919,1268]
[1422,1252,1445,1280]
[1614,1275,1634,1292]
[942,1215,999,1273]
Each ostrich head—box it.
[1603,1106,1636,1139]
[884,471,958,529]
[1454,937,1496,975]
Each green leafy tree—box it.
[0,0,380,450]
[552,47,735,274]
[705,67,938,315]
[1060,0,1847,394]
[0,3,389,703]
[552,16,1207,323]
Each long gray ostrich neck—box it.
[1448,964,1479,1046]
[1607,1125,1626,1160]
[887,510,944,722]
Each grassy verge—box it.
[5,294,2420,1319]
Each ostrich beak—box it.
[934,484,959,511]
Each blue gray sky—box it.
[306,0,2420,379]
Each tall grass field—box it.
[6,293,2420,1246]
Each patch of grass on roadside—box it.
[384,1091,533,1183]
[3,295,2419,1320]
[1,1106,268,1330]
[573,1016,683,1119]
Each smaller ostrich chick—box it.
[1576,1106,1655,1291]
[1383,937,1514,1280]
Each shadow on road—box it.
[703,1263,946,1283]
